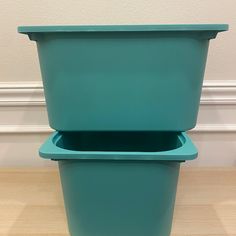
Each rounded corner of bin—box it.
[209,24,229,39]
[18,26,29,35]
[38,148,47,159]
[38,145,51,159]
[17,26,38,41]
[38,131,60,159]
[188,149,198,160]
[177,132,198,160]
[17,26,24,33]
[219,24,229,31]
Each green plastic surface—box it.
[59,160,180,236]
[39,131,197,160]
[39,131,197,236]
[18,24,228,131]
[18,24,228,33]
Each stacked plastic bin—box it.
[19,24,228,236]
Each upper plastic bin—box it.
[18,24,228,131]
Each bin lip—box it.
[18,24,228,33]
[39,131,198,161]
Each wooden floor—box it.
[0,168,236,236]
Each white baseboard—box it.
[0,80,235,167]
[0,81,44,106]
[0,124,236,133]
[201,80,236,104]
[191,124,236,132]
[0,128,235,167]
[0,80,236,106]
[0,80,236,132]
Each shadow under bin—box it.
[39,131,197,236]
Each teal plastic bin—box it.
[39,131,198,236]
[18,24,228,131]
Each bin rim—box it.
[18,24,228,33]
[39,131,198,161]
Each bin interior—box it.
[39,131,197,160]
[56,132,182,152]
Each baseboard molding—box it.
[190,124,236,132]
[0,125,53,133]
[0,124,236,133]
[1,127,235,167]
[0,82,44,106]
[201,80,236,105]
[0,80,235,133]
[0,80,236,106]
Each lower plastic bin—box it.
[39,131,198,236]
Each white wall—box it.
[0,0,235,166]
[1,0,235,82]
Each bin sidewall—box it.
[58,160,180,236]
[36,33,209,131]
